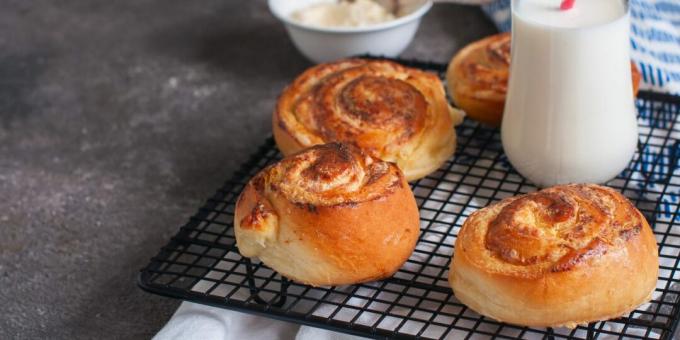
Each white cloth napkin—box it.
[153,302,367,340]
[153,301,657,340]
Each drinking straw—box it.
[560,0,575,10]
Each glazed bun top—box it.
[275,58,462,181]
[259,142,402,207]
[459,184,649,278]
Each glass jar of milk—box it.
[501,0,637,187]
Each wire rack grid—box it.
[139,59,680,340]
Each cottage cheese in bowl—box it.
[291,0,397,28]
[268,0,432,63]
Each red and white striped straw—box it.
[560,0,575,10]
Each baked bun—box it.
[447,33,643,126]
[234,142,419,286]
[274,59,464,181]
[450,184,658,328]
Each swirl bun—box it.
[274,59,463,181]
[235,143,419,286]
[450,184,658,328]
[446,33,642,126]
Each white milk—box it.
[501,0,637,187]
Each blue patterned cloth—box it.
[481,0,680,94]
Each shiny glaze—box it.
[462,184,648,276]
[242,143,401,212]
[276,59,446,160]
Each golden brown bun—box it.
[447,33,510,126]
[274,59,464,181]
[234,142,420,286]
[450,184,658,328]
[447,33,643,127]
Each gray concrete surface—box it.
[0,1,496,339]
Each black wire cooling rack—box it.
[139,59,680,339]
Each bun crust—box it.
[450,184,658,328]
[274,59,463,181]
[234,143,420,286]
[447,33,510,126]
[446,33,643,127]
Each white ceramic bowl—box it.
[268,0,433,63]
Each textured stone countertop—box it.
[0,1,496,338]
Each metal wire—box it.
[139,59,680,340]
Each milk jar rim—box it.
[511,0,629,31]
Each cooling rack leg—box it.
[546,327,555,340]
[244,258,289,307]
[244,258,268,305]
[586,322,596,339]
[274,277,289,308]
